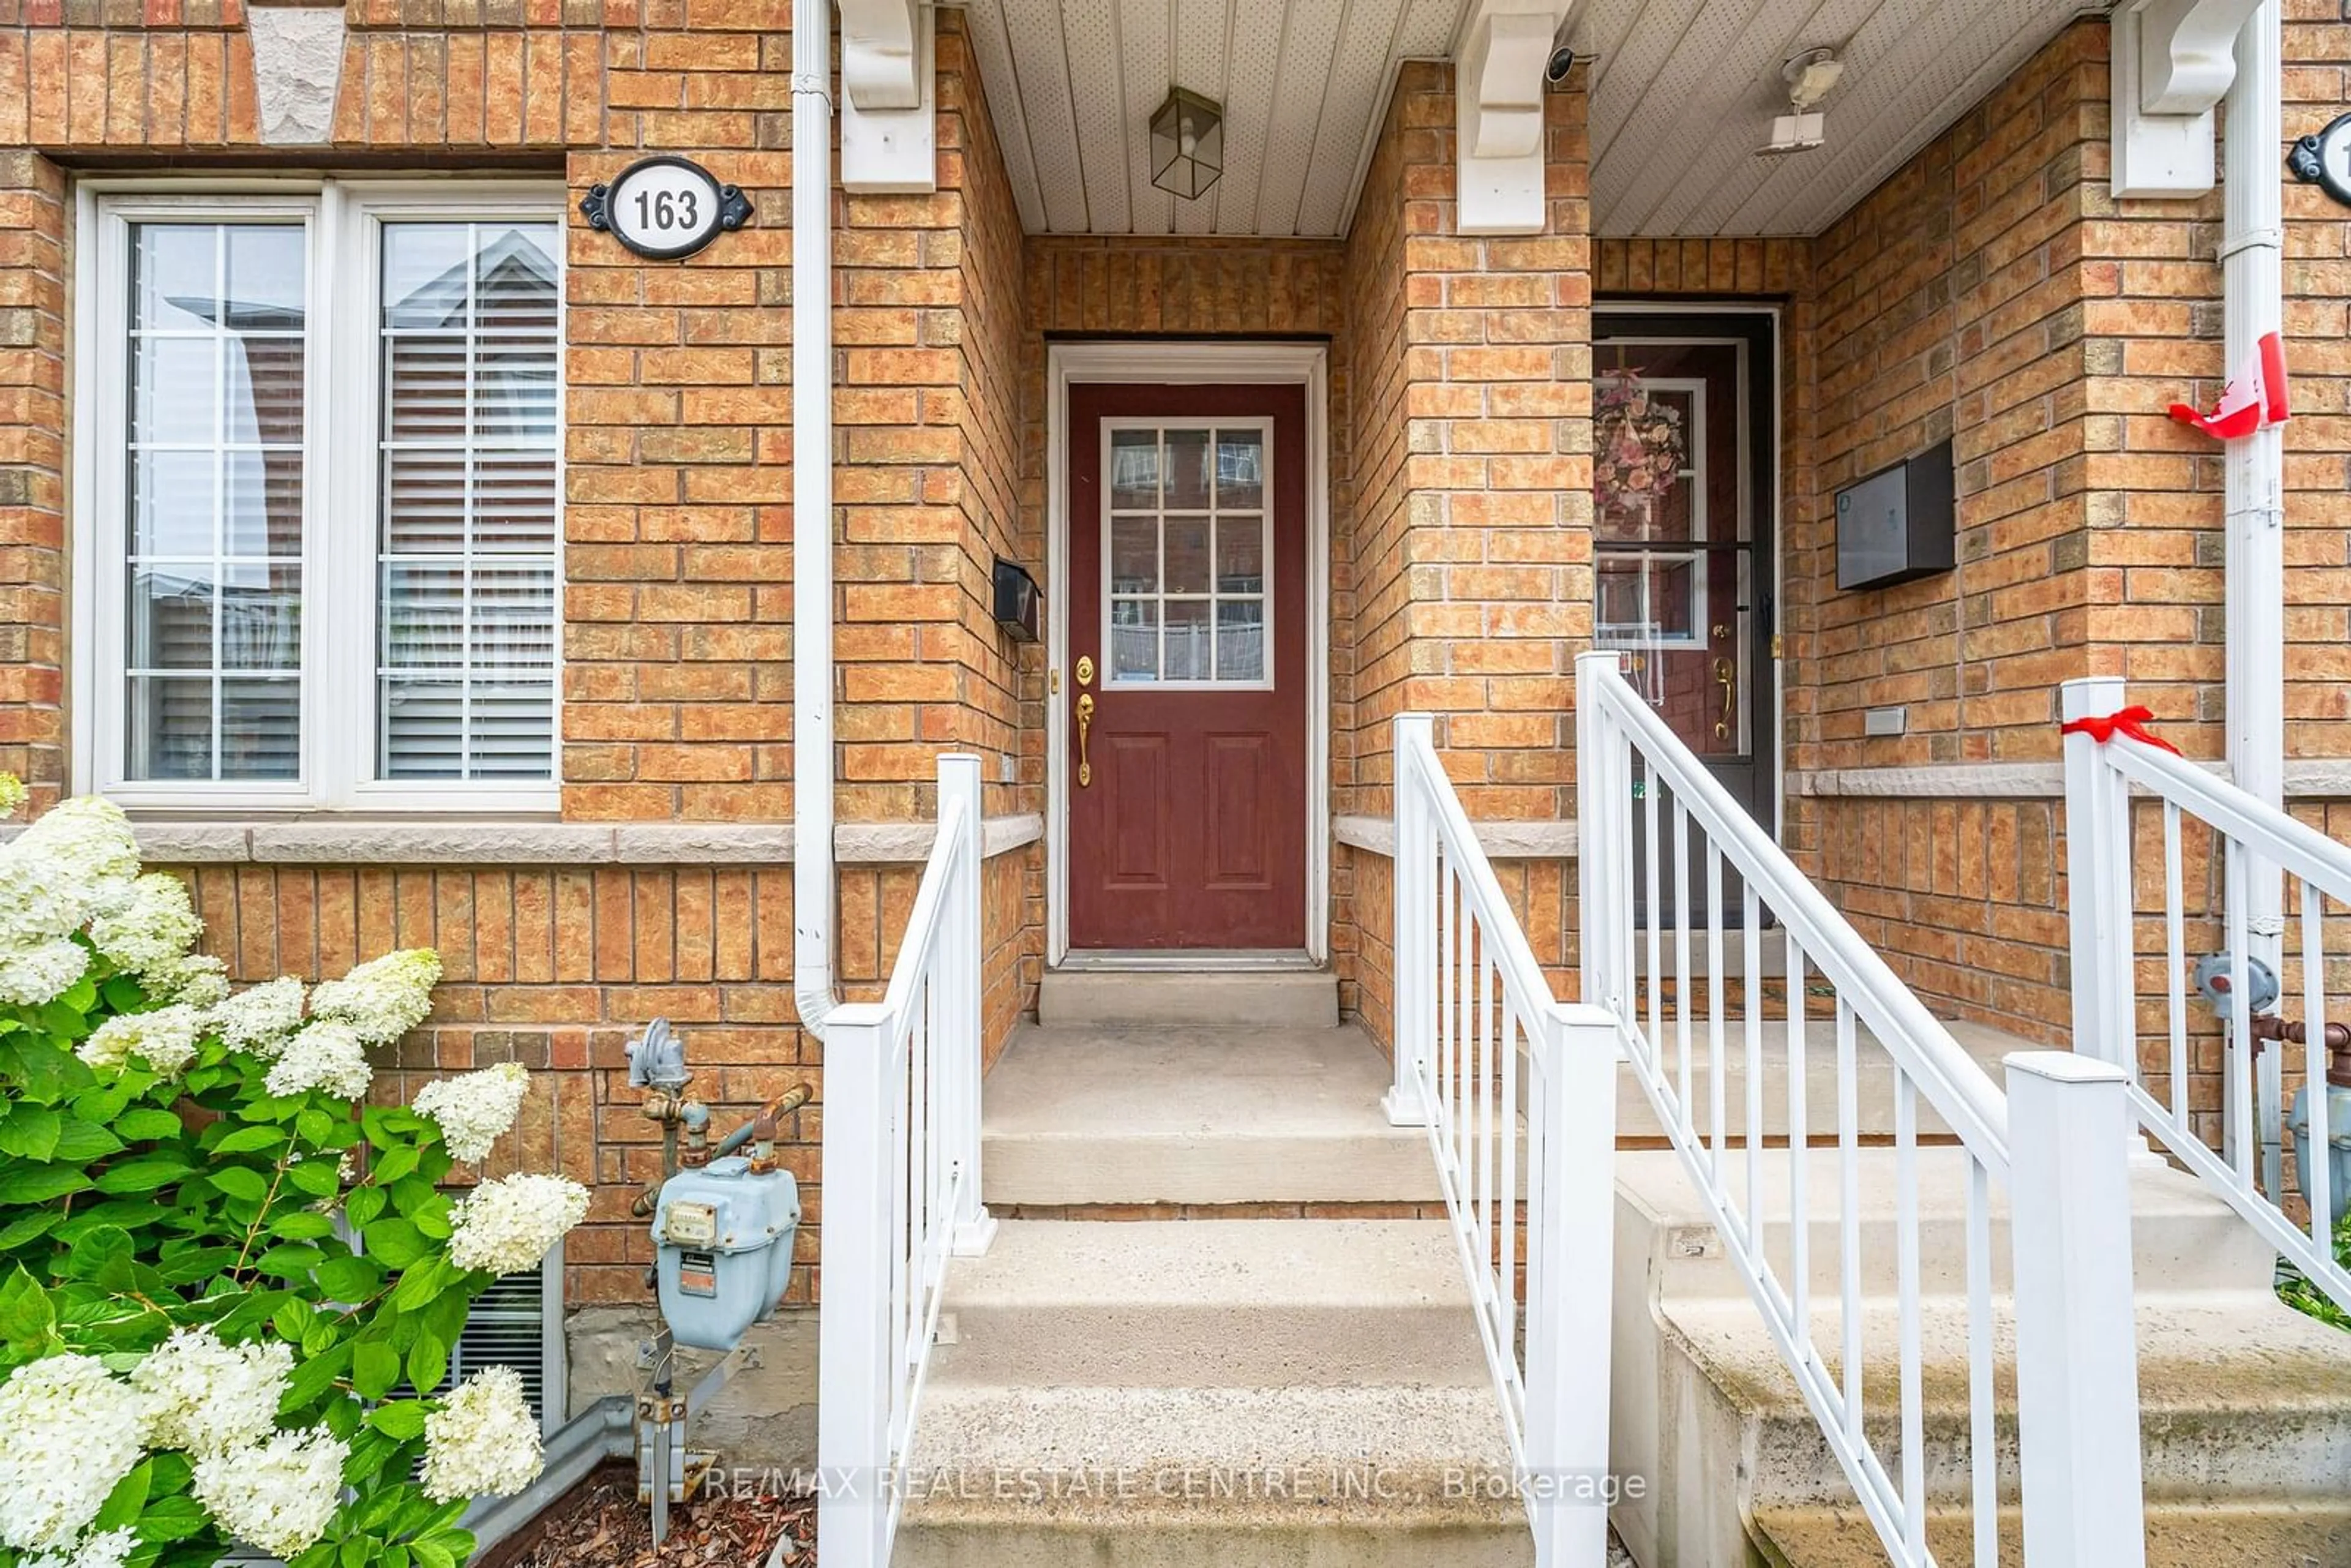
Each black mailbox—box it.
[1835,438,1956,591]
[992,557,1041,642]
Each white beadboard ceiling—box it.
[957,0,2105,240]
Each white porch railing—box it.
[2062,675,2351,1316]
[1388,712,1621,1567]
[1572,650,2148,1567]
[817,754,997,1568]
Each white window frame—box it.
[1097,414,1277,694]
[73,179,566,814]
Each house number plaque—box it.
[582,156,752,260]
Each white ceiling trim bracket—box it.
[2110,0,2260,198]
[840,0,936,193]
[1452,0,1574,234]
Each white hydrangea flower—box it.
[0,937,89,1008]
[212,976,308,1057]
[413,1062,531,1164]
[419,1365,545,1502]
[0,773,27,818]
[190,1426,347,1561]
[146,952,231,1010]
[263,1021,373,1100]
[447,1172,590,1275]
[23,1525,138,1568]
[0,1354,149,1552]
[76,1004,204,1078]
[10,797,140,931]
[86,872,201,979]
[0,850,84,949]
[309,948,441,1048]
[131,1325,292,1458]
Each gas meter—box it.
[651,1153,801,1351]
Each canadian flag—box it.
[2169,332,2290,441]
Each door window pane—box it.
[1100,423,1270,685]
[377,219,560,781]
[123,220,306,782]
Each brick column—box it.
[0,150,64,808]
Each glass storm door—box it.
[1066,383,1308,950]
[1593,312,1777,923]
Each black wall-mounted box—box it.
[992,557,1041,642]
[1835,438,1956,591]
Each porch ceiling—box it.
[959,0,2105,242]
[1577,0,2105,238]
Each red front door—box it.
[1067,383,1308,950]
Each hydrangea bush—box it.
[0,786,592,1568]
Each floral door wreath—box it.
[1594,367,1687,512]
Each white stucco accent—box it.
[1334,814,1580,860]
[247,6,347,146]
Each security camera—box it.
[1545,44,1578,85]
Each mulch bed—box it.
[481,1463,815,1568]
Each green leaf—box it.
[361,1218,429,1270]
[279,1342,350,1412]
[0,1163,92,1203]
[92,1158,192,1194]
[152,1247,241,1286]
[345,1185,388,1229]
[49,1120,126,1161]
[271,1210,339,1242]
[0,1208,64,1251]
[209,1165,272,1202]
[287,1157,344,1199]
[276,1297,318,1343]
[342,1535,375,1568]
[255,1243,328,1277]
[372,1144,421,1185]
[113,1108,184,1141]
[315,1253,384,1303]
[212,1125,289,1157]
[389,1255,454,1311]
[297,1107,339,1147]
[138,1493,210,1543]
[93,1458,153,1530]
[0,1105,61,1160]
[353,1340,402,1400]
[366,1400,429,1441]
[0,1036,89,1101]
[405,1335,448,1397]
[0,1264,59,1355]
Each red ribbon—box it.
[2060,706,2182,757]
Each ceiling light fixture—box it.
[1760,46,1842,156]
[1150,87,1224,200]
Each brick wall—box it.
[1340,62,1592,1039]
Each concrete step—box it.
[936,1220,1489,1387]
[894,1382,1532,1568]
[1038,970,1339,1029]
[982,1020,1442,1206]
[1613,1147,2277,1302]
[1610,1148,2351,1567]
[1750,1497,2351,1568]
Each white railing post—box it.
[1385,713,1437,1126]
[816,1007,894,1568]
[2004,1050,2148,1568]
[1575,651,1621,1011]
[2060,675,2135,1073]
[938,753,997,1256]
[1524,1000,1619,1568]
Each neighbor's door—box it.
[1067,383,1307,950]
[1592,312,1776,922]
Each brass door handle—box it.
[1076,693,1095,787]
[1713,658,1735,741]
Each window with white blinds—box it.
[81,186,563,811]
[376,222,560,781]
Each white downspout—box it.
[2222,0,2283,1176]
[792,0,839,1043]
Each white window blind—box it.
[81,185,563,811]
[376,222,560,782]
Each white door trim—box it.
[1045,342,1332,968]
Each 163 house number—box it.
[582,156,753,260]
